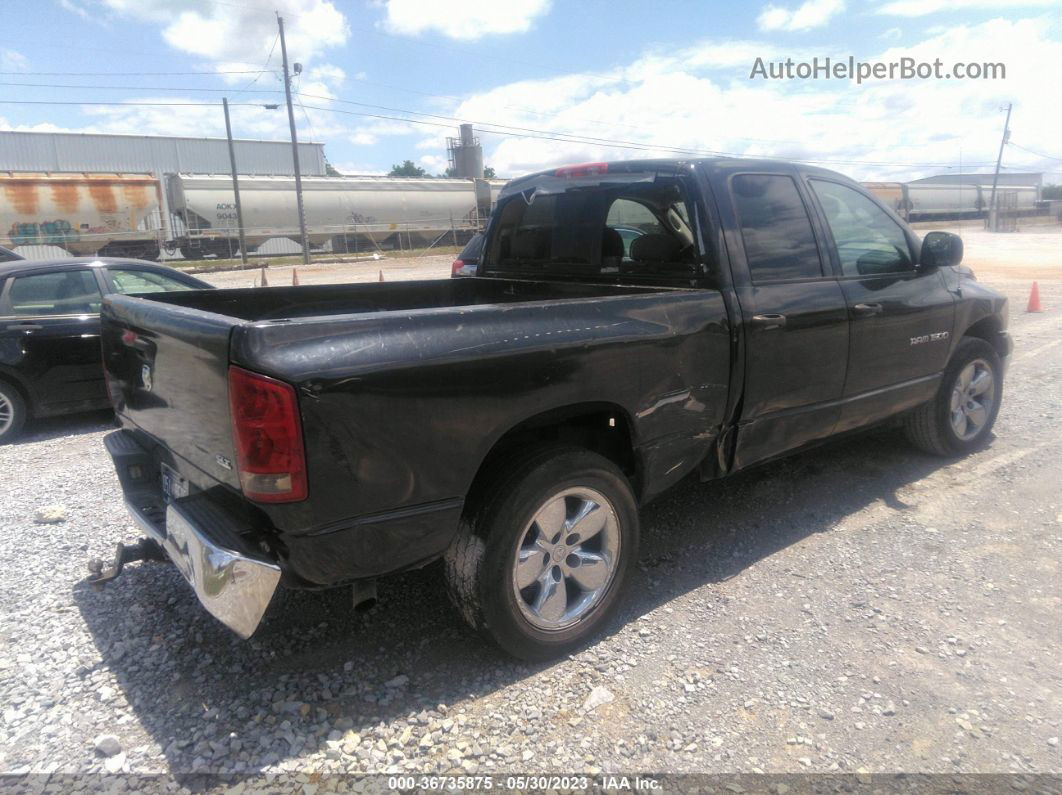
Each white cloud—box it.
[877,0,1059,16]
[880,27,903,41]
[757,0,845,32]
[80,0,349,73]
[1,49,30,72]
[56,0,92,20]
[380,0,551,40]
[426,18,1061,182]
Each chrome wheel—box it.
[0,392,13,436]
[512,487,621,631]
[949,358,995,441]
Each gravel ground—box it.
[1,265,1060,778]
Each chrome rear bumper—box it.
[125,499,280,638]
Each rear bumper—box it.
[106,430,280,638]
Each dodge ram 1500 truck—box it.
[98,158,1011,660]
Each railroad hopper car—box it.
[167,174,507,259]
[0,172,163,260]
[863,181,1040,221]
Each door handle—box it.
[852,303,883,317]
[750,313,787,329]
[6,322,42,331]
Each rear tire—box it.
[905,336,1002,456]
[444,445,639,661]
[0,382,27,445]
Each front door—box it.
[726,173,850,469]
[807,179,955,430]
[0,268,106,412]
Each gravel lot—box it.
[1,239,1060,778]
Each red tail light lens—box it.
[451,259,466,276]
[228,366,307,503]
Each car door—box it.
[722,172,850,469]
[806,178,955,431]
[0,267,107,412]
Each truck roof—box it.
[505,157,855,194]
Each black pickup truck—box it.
[99,158,1010,659]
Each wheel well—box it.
[963,315,1007,358]
[0,372,31,416]
[464,404,638,513]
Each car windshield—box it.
[484,173,702,284]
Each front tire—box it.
[0,382,27,444]
[905,336,1002,456]
[444,446,639,661]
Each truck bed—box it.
[101,276,730,587]
[140,277,672,321]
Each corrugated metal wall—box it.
[0,131,326,176]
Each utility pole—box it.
[986,102,1012,233]
[222,98,249,265]
[277,13,311,265]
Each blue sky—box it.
[2,0,1060,183]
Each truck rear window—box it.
[484,174,703,283]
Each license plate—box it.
[161,463,190,502]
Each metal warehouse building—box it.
[0,130,325,177]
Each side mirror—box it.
[920,231,963,269]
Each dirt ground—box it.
[0,224,1059,780]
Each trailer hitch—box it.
[87,537,168,586]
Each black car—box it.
[450,232,484,277]
[0,258,211,442]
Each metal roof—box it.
[909,172,1043,187]
[0,130,326,177]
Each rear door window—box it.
[731,174,824,282]
[7,269,103,316]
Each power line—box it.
[294,101,997,168]
[1008,141,1062,163]
[0,80,281,94]
[0,69,273,76]
[229,33,281,97]
[0,99,264,107]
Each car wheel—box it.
[905,336,1002,456]
[0,381,27,444]
[444,445,639,661]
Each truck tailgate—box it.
[100,292,242,492]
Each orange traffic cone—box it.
[292,268,300,286]
[378,269,384,282]
[1026,281,1043,313]
[260,266,269,287]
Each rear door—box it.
[721,172,850,468]
[806,178,955,431]
[0,267,107,412]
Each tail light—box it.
[228,366,307,503]
[451,258,466,276]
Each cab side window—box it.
[732,174,823,282]
[7,270,102,316]
[810,180,913,276]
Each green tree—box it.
[388,160,429,177]
[1043,184,1062,200]
[325,159,342,177]
[484,166,496,179]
